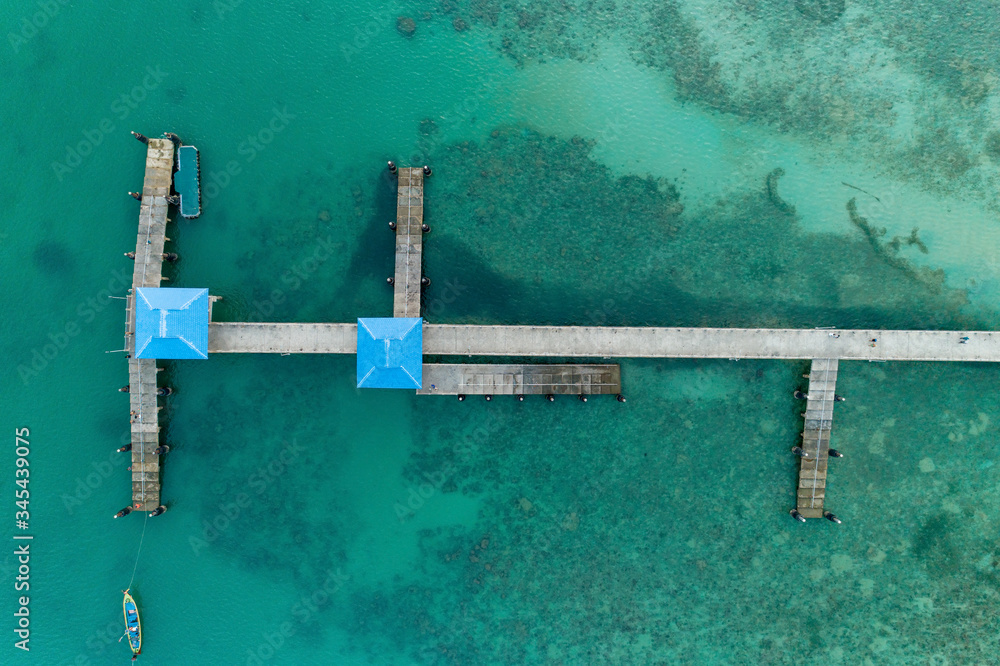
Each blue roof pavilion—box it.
[356,318,423,389]
[134,287,210,359]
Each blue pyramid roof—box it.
[134,288,209,359]
[357,318,422,389]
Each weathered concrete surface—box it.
[126,138,174,511]
[424,326,997,362]
[210,322,999,362]
[416,364,621,395]
[393,167,424,318]
[797,359,838,519]
[209,322,358,353]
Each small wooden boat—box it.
[122,589,141,657]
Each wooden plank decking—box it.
[393,167,424,318]
[796,359,839,519]
[416,364,621,396]
[125,137,174,512]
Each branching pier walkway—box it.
[195,168,1000,522]
[797,359,838,519]
[208,323,998,361]
[393,167,424,318]
[124,138,173,512]
[416,364,621,396]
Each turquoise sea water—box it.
[2,1,1000,663]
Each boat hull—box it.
[123,589,142,655]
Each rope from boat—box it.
[127,513,149,590]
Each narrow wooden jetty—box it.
[796,359,839,519]
[393,167,424,318]
[124,137,174,512]
[416,364,621,396]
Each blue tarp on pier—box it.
[175,145,201,219]
[135,287,210,359]
[356,318,423,389]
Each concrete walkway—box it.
[208,323,997,362]
[125,137,174,512]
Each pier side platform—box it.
[416,364,621,396]
[796,359,839,519]
[393,168,424,318]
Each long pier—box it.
[416,364,621,396]
[208,321,995,521]
[124,138,174,512]
[797,359,839,519]
[150,163,1000,521]
[208,323,998,361]
[392,167,425,318]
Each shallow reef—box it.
[765,167,795,215]
[846,197,950,296]
[794,0,847,25]
[420,126,685,323]
[417,126,976,330]
[418,0,1000,213]
[338,359,1000,664]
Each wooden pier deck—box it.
[393,167,424,318]
[125,137,174,512]
[208,322,1000,362]
[797,359,838,519]
[416,364,621,396]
